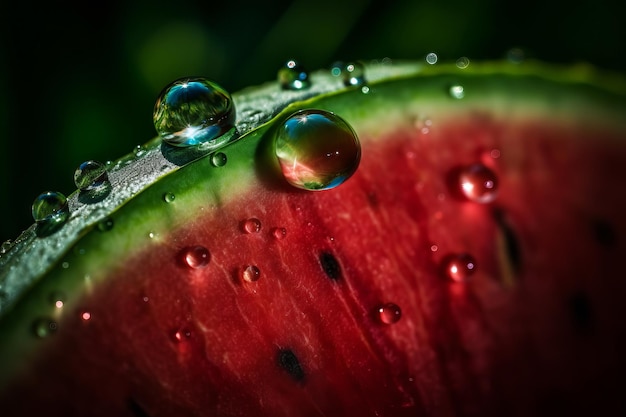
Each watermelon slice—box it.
[1,60,625,416]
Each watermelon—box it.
[1,60,625,416]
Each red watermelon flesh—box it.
[1,61,626,416]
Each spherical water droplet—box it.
[32,191,70,236]
[81,311,92,321]
[342,62,366,87]
[133,145,146,157]
[449,84,465,99]
[153,77,236,148]
[49,291,66,309]
[425,52,438,64]
[181,246,210,269]
[456,56,470,69]
[442,253,476,282]
[33,318,58,338]
[171,327,192,343]
[430,244,439,252]
[278,60,310,90]
[242,218,262,234]
[97,217,114,232]
[459,163,498,203]
[211,152,227,167]
[377,303,402,324]
[1,240,12,254]
[163,192,176,203]
[242,265,261,282]
[272,227,287,240]
[275,109,361,191]
[74,160,109,192]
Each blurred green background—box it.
[1,0,624,243]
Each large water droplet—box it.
[210,152,227,167]
[153,77,236,148]
[442,253,476,282]
[377,303,402,324]
[459,163,498,203]
[242,218,262,234]
[342,62,366,87]
[181,246,210,269]
[242,265,261,282]
[74,160,109,192]
[275,109,361,191]
[33,318,58,338]
[278,60,310,90]
[32,191,70,236]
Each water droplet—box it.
[171,327,192,343]
[442,253,476,282]
[33,318,58,338]
[163,192,176,203]
[50,291,66,309]
[153,77,236,148]
[342,62,366,87]
[456,56,470,69]
[74,160,109,192]
[330,61,344,77]
[506,47,525,64]
[377,303,402,324]
[275,109,361,191]
[360,85,370,94]
[425,52,438,64]
[242,265,261,282]
[278,60,310,90]
[61,261,70,269]
[459,163,498,203]
[242,218,262,234]
[181,246,210,269]
[97,217,114,232]
[430,244,439,252]
[1,240,12,254]
[210,152,227,167]
[148,232,156,239]
[449,84,465,99]
[272,227,287,240]
[81,311,92,321]
[32,191,70,236]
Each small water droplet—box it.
[32,191,70,236]
[33,318,58,338]
[342,62,366,87]
[430,244,439,252]
[163,192,176,203]
[459,163,498,203]
[449,84,465,99]
[272,227,287,240]
[275,109,361,191]
[377,303,402,324]
[181,246,210,269]
[442,253,476,282]
[360,85,370,94]
[330,61,344,77]
[50,291,66,309]
[61,261,70,269]
[148,232,156,239]
[81,311,92,321]
[74,160,109,192]
[1,240,12,254]
[242,265,261,282]
[490,149,501,159]
[278,60,310,90]
[153,77,236,148]
[425,52,438,64]
[210,152,227,167]
[97,217,114,232]
[242,218,262,234]
[171,327,192,343]
[456,56,470,69]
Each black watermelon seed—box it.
[319,251,342,280]
[277,348,305,382]
[493,209,522,276]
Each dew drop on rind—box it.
[74,160,109,192]
[33,318,58,338]
[378,303,402,324]
[153,77,236,148]
[181,246,210,269]
[442,253,477,282]
[211,152,227,167]
[163,192,176,203]
[32,191,70,235]
[242,265,261,282]
[342,62,366,87]
[275,109,361,191]
[242,218,262,234]
[278,60,310,90]
[459,163,498,203]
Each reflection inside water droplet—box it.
[153,77,236,148]
[275,109,361,191]
[342,62,366,87]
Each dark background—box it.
[1,0,624,243]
